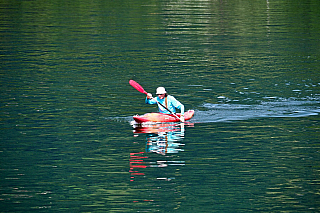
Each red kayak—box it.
[133,110,194,123]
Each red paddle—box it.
[129,80,183,122]
[129,80,148,94]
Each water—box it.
[1,0,320,212]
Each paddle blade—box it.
[129,80,148,94]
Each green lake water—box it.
[1,0,319,212]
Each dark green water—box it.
[1,0,319,212]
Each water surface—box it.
[1,0,319,212]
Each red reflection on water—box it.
[129,152,148,181]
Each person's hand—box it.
[180,115,185,122]
[147,93,153,99]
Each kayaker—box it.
[146,87,185,122]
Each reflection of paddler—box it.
[146,131,185,155]
[132,122,193,155]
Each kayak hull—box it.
[133,110,194,123]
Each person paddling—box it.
[146,87,185,122]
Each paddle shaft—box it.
[151,97,182,120]
[129,80,183,122]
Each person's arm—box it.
[179,104,185,115]
[145,93,157,104]
[179,104,185,122]
[169,96,185,121]
[171,96,184,114]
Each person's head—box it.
[156,87,167,99]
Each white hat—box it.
[156,87,167,94]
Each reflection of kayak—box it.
[133,123,178,134]
[133,122,194,134]
[133,110,194,123]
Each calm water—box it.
[1,0,320,212]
